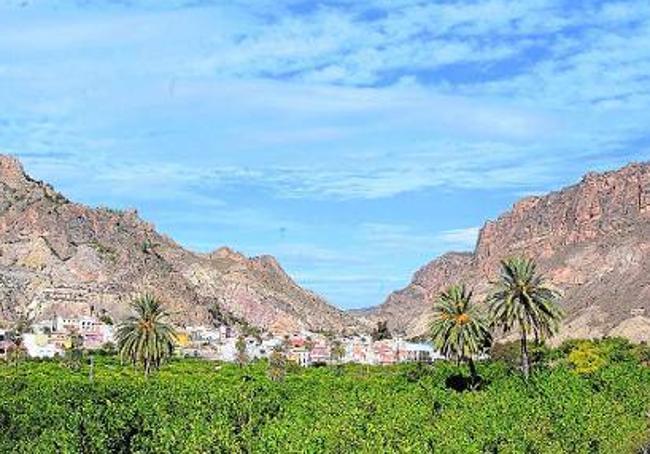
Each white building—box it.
[54,316,99,333]
[22,333,62,358]
[396,340,440,363]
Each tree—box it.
[6,316,30,370]
[331,340,345,364]
[268,345,287,382]
[63,332,84,371]
[6,339,27,370]
[430,284,491,386]
[304,336,314,354]
[372,321,391,341]
[567,341,606,375]
[116,294,176,376]
[489,257,563,379]
[235,335,248,367]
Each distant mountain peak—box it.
[0,154,29,188]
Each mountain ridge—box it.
[0,155,363,334]
[360,162,650,342]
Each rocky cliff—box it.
[0,155,361,334]
[360,163,650,343]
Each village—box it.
[0,315,440,367]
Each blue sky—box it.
[1,0,650,309]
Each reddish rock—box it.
[364,163,650,342]
[0,155,362,334]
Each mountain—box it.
[358,163,650,343]
[0,155,362,334]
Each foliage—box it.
[267,346,286,382]
[63,333,85,371]
[5,342,27,369]
[116,294,176,376]
[209,304,262,339]
[489,256,563,378]
[304,336,314,353]
[99,314,114,325]
[0,347,648,453]
[559,338,650,376]
[567,341,607,375]
[331,340,345,363]
[430,284,491,385]
[490,340,550,370]
[89,240,117,262]
[235,336,249,368]
[372,320,391,341]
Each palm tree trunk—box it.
[520,331,530,380]
[468,358,479,388]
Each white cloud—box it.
[437,227,480,251]
[3,0,650,309]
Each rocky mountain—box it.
[0,155,362,334]
[359,163,650,343]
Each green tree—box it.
[6,317,30,370]
[116,294,176,376]
[567,341,606,375]
[63,332,84,371]
[489,257,563,379]
[5,338,27,370]
[430,284,491,385]
[268,345,287,382]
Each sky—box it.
[1,0,650,310]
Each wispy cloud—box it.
[2,0,650,308]
[437,227,481,251]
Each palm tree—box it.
[430,284,491,385]
[116,294,176,376]
[488,257,563,379]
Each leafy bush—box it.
[567,340,607,375]
[490,340,550,370]
[0,345,648,453]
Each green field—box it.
[1,340,649,453]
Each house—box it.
[32,319,56,334]
[287,348,311,367]
[255,338,283,359]
[372,340,397,365]
[396,341,438,363]
[310,341,331,364]
[22,333,61,358]
[54,316,101,334]
[345,336,372,364]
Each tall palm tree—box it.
[430,284,491,384]
[116,294,176,376]
[489,257,563,379]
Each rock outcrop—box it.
[361,163,650,342]
[0,155,362,334]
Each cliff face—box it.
[363,163,650,342]
[0,155,361,334]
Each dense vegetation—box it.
[1,338,648,453]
